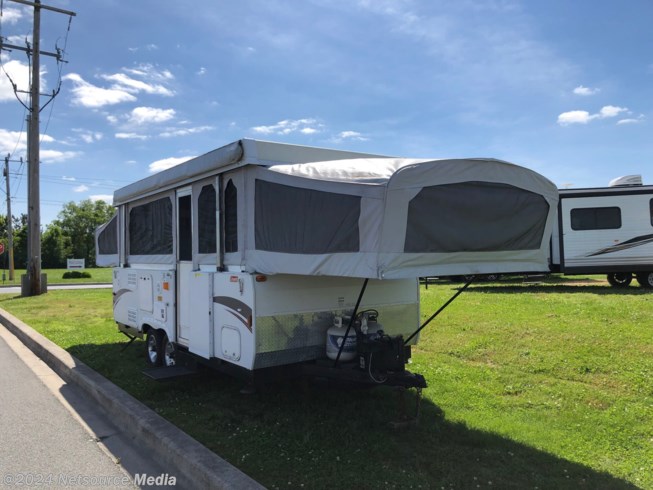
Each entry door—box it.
[177,188,193,343]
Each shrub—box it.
[62,271,92,279]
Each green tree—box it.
[11,214,28,269]
[53,199,115,267]
[41,223,71,268]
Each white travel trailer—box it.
[551,175,653,288]
[96,139,558,387]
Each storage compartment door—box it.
[188,272,213,359]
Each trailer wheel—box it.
[635,272,653,288]
[161,333,176,367]
[606,272,632,287]
[145,330,163,366]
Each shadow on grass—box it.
[66,340,638,489]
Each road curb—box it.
[0,307,265,490]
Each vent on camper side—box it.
[609,175,643,187]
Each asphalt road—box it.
[0,325,180,489]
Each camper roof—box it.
[113,139,385,206]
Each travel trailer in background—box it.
[96,139,558,388]
[551,175,653,288]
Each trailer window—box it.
[570,207,621,231]
[405,181,548,252]
[255,180,360,254]
[97,214,117,255]
[178,195,192,261]
[224,180,238,253]
[650,199,653,226]
[198,185,217,254]
[129,197,173,255]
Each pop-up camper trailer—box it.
[96,139,558,388]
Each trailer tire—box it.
[606,272,632,288]
[635,272,653,288]
[161,333,176,367]
[145,329,163,366]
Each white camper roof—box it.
[103,139,559,279]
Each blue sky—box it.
[1,0,651,224]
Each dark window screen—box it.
[650,199,653,227]
[570,207,621,230]
[255,180,360,254]
[405,181,549,252]
[98,214,117,255]
[224,180,238,253]
[129,197,173,255]
[178,195,192,261]
[198,185,217,254]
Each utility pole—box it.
[3,155,16,281]
[0,0,76,296]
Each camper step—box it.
[142,365,198,381]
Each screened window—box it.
[198,185,217,254]
[255,180,360,254]
[570,207,621,231]
[178,195,192,261]
[97,214,118,255]
[405,182,549,253]
[224,180,238,253]
[650,199,653,226]
[129,197,173,255]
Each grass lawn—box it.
[0,276,651,489]
[0,267,112,286]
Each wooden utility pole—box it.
[3,155,16,281]
[0,0,76,295]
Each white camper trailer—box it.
[96,139,558,387]
[551,176,653,287]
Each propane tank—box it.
[326,316,357,361]
[360,312,383,340]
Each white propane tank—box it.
[326,316,357,361]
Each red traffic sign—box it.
[0,243,4,255]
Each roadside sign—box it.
[0,243,5,255]
[67,258,85,269]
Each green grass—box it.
[0,267,112,286]
[0,276,651,489]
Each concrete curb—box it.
[0,308,265,490]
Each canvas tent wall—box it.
[97,139,558,278]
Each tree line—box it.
[0,199,114,269]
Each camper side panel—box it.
[559,192,653,272]
[113,268,176,339]
[252,275,419,369]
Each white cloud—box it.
[0,128,26,155]
[101,73,173,97]
[339,131,368,141]
[251,118,323,135]
[73,129,103,143]
[159,126,214,138]
[0,59,30,102]
[40,150,81,163]
[64,73,136,108]
[557,105,629,126]
[123,64,174,82]
[115,132,149,140]
[73,184,89,193]
[89,194,113,203]
[1,7,23,24]
[617,115,646,125]
[197,67,207,76]
[62,176,76,181]
[573,85,600,96]
[149,156,194,173]
[128,107,176,125]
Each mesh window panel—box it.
[98,214,118,255]
[178,195,192,261]
[129,197,173,255]
[405,181,549,253]
[198,185,217,254]
[224,180,238,253]
[255,180,360,254]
